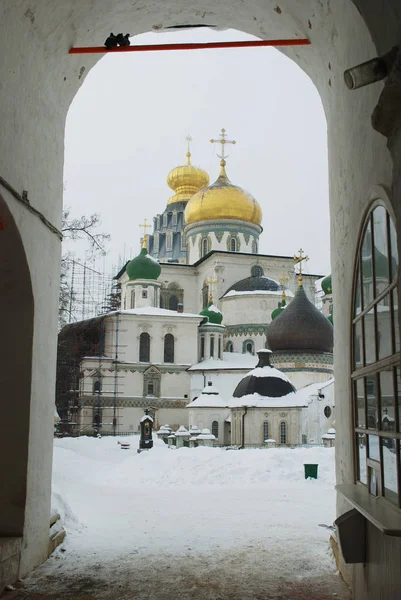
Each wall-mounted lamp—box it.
[344,46,398,90]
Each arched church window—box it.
[252,239,258,253]
[93,378,101,394]
[131,290,135,308]
[164,333,174,363]
[280,422,287,445]
[212,421,219,438]
[230,237,237,252]
[243,339,255,355]
[210,336,215,358]
[139,332,150,362]
[200,336,205,360]
[147,382,154,395]
[218,337,222,359]
[168,295,178,311]
[172,212,177,226]
[263,421,269,441]
[352,202,400,504]
[226,340,234,353]
[202,238,208,257]
[324,406,332,419]
[251,265,264,277]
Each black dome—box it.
[233,350,296,398]
[224,275,281,295]
[267,285,333,353]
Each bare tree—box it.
[59,208,110,329]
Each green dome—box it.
[321,274,332,295]
[271,299,286,320]
[126,247,161,281]
[200,302,223,325]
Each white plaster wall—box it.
[104,313,201,365]
[283,371,332,390]
[187,407,229,444]
[222,293,284,325]
[187,229,258,263]
[244,407,303,446]
[307,384,335,443]
[190,369,252,402]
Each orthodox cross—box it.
[205,275,218,302]
[278,273,290,301]
[293,248,309,286]
[139,218,151,247]
[210,128,236,162]
[186,134,192,164]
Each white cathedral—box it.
[57,130,334,447]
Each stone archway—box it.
[0,194,34,575]
[0,1,399,595]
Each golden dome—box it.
[166,152,209,206]
[184,160,262,226]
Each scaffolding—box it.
[56,312,128,437]
[64,257,116,323]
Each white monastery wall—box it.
[187,407,229,444]
[190,370,250,402]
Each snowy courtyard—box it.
[17,437,350,600]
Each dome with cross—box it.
[184,129,262,227]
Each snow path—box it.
[19,437,350,600]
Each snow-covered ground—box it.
[22,437,349,600]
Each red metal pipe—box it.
[69,38,310,55]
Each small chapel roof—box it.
[228,350,302,408]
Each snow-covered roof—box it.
[294,379,334,405]
[187,394,227,408]
[223,289,294,298]
[108,307,202,319]
[175,426,190,437]
[229,391,306,408]
[197,428,216,440]
[140,414,153,422]
[208,304,222,314]
[189,352,257,372]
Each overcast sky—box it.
[63,28,330,278]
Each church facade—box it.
[58,131,333,440]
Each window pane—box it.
[380,369,395,432]
[393,288,399,353]
[373,205,390,295]
[357,433,367,484]
[377,293,392,360]
[368,434,380,461]
[354,265,361,317]
[364,310,376,365]
[382,438,398,505]
[355,379,365,428]
[389,216,398,281]
[361,218,374,307]
[354,320,364,368]
[366,375,378,429]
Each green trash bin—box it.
[304,464,318,479]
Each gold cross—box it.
[278,273,290,301]
[210,128,236,162]
[185,135,193,165]
[186,134,192,153]
[139,218,151,237]
[205,275,218,303]
[293,248,309,286]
